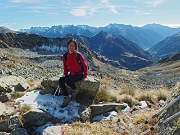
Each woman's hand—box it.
[82,78,88,82]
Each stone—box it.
[0,116,21,132]
[10,128,28,135]
[0,132,10,135]
[78,105,90,122]
[40,86,55,95]
[23,110,53,127]
[0,76,30,102]
[42,125,64,135]
[0,93,10,103]
[0,76,30,92]
[90,103,127,119]
[41,77,59,89]
[0,102,6,115]
[40,76,100,104]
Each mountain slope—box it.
[0,33,95,68]
[148,32,180,60]
[138,52,180,86]
[0,26,16,33]
[64,31,153,70]
[98,24,164,49]
[143,23,180,37]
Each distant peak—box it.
[0,26,16,33]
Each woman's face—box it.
[68,41,76,53]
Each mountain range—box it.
[0,30,152,70]
[1,23,180,70]
[18,23,180,61]
[19,23,180,50]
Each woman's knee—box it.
[59,77,65,85]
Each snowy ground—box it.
[16,90,80,122]
[15,90,81,133]
[15,89,149,134]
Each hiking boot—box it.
[61,96,71,108]
[71,89,79,100]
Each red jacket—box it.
[62,50,88,78]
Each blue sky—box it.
[1,0,180,31]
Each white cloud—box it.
[100,0,119,14]
[70,8,87,16]
[89,8,96,16]
[134,0,169,7]
[10,0,39,3]
[135,10,154,15]
[69,0,119,16]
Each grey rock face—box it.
[10,128,28,135]
[0,116,21,132]
[40,76,100,104]
[23,110,53,127]
[0,76,30,102]
[90,103,127,119]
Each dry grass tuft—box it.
[100,75,114,86]
[11,92,25,100]
[94,86,118,103]
[133,111,158,135]
[6,54,20,62]
[177,118,180,127]
[156,90,168,101]
[27,79,43,90]
[138,92,153,102]
[120,94,140,107]
[134,90,157,104]
[14,104,32,115]
[64,121,129,135]
[120,87,135,96]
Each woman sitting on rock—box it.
[59,38,88,107]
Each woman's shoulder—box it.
[63,52,68,59]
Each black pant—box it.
[59,74,84,96]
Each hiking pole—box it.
[127,96,180,135]
[54,87,62,110]
[139,111,180,135]
[162,110,180,124]
[139,122,159,135]
[46,85,60,112]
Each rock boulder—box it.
[40,76,100,104]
